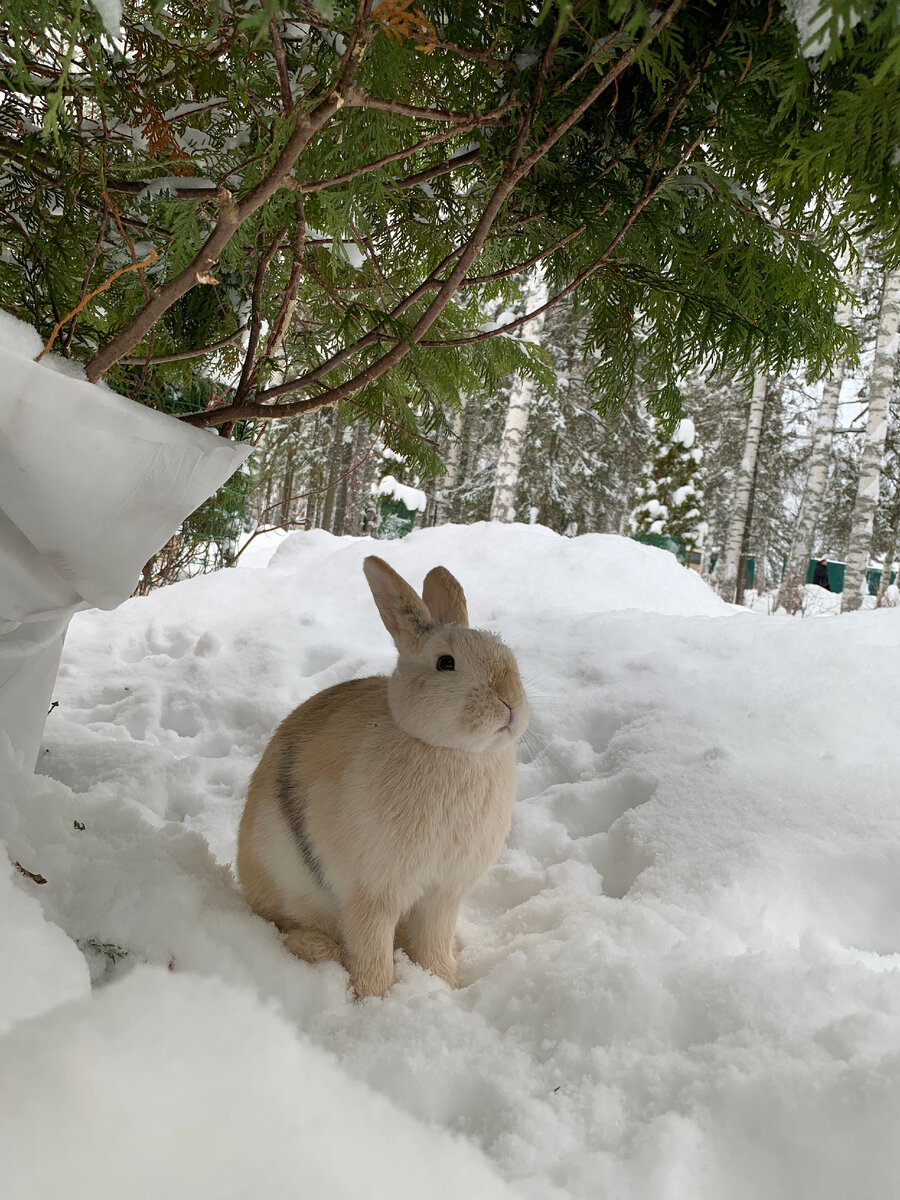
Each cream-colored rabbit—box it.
[237,555,529,998]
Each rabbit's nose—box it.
[498,701,514,732]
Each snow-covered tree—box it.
[630,418,706,555]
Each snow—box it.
[4,522,900,1198]
[90,0,122,37]
[672,416,696,448]
[233,525,293,569]
[671,483,696,506]
[0,967,517,1200]
[785,0,833,56]
[378,473,427,512]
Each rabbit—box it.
[237,554,529,999]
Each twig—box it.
[36,249,159,362]
[120,326,248,364]
[15,862,48,885]
[62,205,109,353]
[344,87,518,126]
[266,203,307,358]
[230,427,382,564]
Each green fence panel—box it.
[376,497,416,540]
[631,534,687,566]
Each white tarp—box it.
[0,336,249,768]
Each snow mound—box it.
[267,522,727,618]
[5,521,900,1199]
[0,965,516,1200]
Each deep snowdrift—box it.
[3,523,900,1198]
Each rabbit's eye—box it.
[436,655,455,671]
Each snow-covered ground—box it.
[4,522,900,1198]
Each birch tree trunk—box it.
[489,278,547,528]
[489,373,536,523]
[319,410,345,533]
[777,373,843,610]
[489,284,546,524]
[842,266,900,611]
[434,402,466,525]
[875,495,900,604]
[718,371,768,601]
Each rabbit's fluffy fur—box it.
[237,555,529,998]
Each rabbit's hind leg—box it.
[283,926,345,965]
[281,900,345,966]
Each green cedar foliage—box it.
[3,0,900,462]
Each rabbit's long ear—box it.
[364,556,433,649]
[422,566,469,627]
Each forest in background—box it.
[6,1,900,610]
[244,245,900,617]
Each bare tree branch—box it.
[120,326,248,365]
[344,87,518,126]
[296,133,478,194]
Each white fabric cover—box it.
[0,344,249,767]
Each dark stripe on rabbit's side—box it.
[277,743,327,891]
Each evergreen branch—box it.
[84,3,375,381]
[0,135,219,200]
[62,204,109,354]
[430,39,512,71]
[180,0,686,429]
[460,224,589,286]
[425,123,719,348]
[245,244,465,403]
[554,24,628,96]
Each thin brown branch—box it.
[430,39,511,71]
[104,188,151,302]
[236,225,287,402]
[62,204,108,353]
[270,17,294,113]
[248,243,464,404]
[104,179,222,199]
[345,87,518,126]
[37,249,159,362]
[297,131,478,194]
[231,427,383,564]
[555,23,627,95]
[426,134,712,348]
[392,148,481,190]
[460,224,589,285]
[268,219,307,359]
[120,325,248,365]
